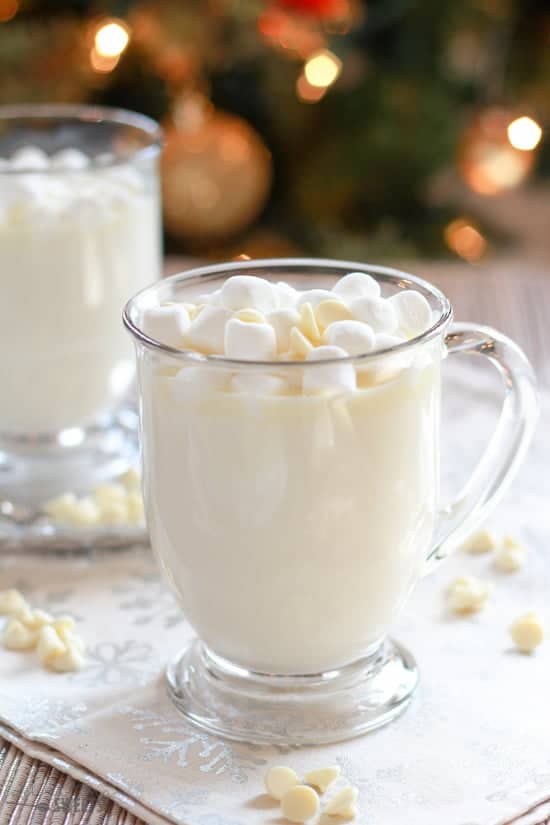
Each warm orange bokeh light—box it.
[304,49,342,88]
[94,20,130,58]
[296,73,327,103]
[90,48,120,73]
[0,0,18,22]
[444,219,487,262]
[507,116,542,152]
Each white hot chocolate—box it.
[138,272,441,675]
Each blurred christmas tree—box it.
[0,0,548,261]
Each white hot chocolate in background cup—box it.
[124,259,537,745]
[0,105,162,505]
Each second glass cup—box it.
[0,104,162,507]
[124,258,537,745]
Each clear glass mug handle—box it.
[427,322,539,569]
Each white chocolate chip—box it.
[510,612,544,653]
[324,320,375,356]
[298,302,321,345]
[264,766,300,800]
[268,308,301,352]
[315,299,353,330]
[304,766,340,792]
[142,305,190,348]
[36,625,66,667]
[303,346,356,395]
[220,275,278,313]
[93,484,126,506]
[0,589,28,616]
[127,491,146,525]
[2,618,37,651]
[325,785,359,817]
[224,318,277,361]
[296,289,335,310]
[332,272,380,302]
[462,528,497,554]
[70,497,101,527]
[234,308,267,324]
[118,468,141,491]
[289,326,314,359]
[494,542,526,572]
[280,785,320,823]
[43,493,79,523]
[97,498,129,526]
[53,615,76,641]
[26,609,54,630]
[448,576,490,614]
[389,289,432,337]
[350,295,398,334]
[49,641,85,673]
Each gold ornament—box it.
[161,101,272,243]
[458,108,535,196]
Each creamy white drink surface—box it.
[138,272,441,674]
[0,146,160,434]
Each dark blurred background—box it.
[1,0,549,263]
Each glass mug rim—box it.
[0,103,162,175]
[123,257,453,369]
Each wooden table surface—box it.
[1,256,548,825]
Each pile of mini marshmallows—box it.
[43,468,144,528]
[0,589,84,673]
[0,145,144,223]
[447,529,544,654]
[142,272,434,395]
[264,764,359,823]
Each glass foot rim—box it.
[166,637,418,746]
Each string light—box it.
[0,0,18,22]
[444,218,486,262]
[94,19,130,58]
[304,49,342,88]
[296,72,327,103]
[90,49,120,74]
[507,116,542,152]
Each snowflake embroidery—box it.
[78,640,159,686]
[124,707,267,783]
[113,572,184,629]
[8,698,86,740]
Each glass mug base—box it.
[0,412,138,510]
[166,638,418,745]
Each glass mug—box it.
[0,104,162,508]
[124,259,537,745]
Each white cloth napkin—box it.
[0,366,549,825]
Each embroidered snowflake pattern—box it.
[124,708,267,783]
[113,572,184,629]
[77,640,159,686]
[8,698,86,741]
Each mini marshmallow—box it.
[296,289,335,310]
[50,148,90,169]
[351,295,398,334]
[280,785,320,824]
[0,589,28,616]
[36,625,66,667]
[171,366,229,399]
[303,346,356,394]
[53,616,76,641]
[447,576,490,614]
[264,766,300,800]
[268,308,301,352]
[50,642,85,673]
[224,318,277,361]
[495,536,527,573]
[234,308,266,324]
[462,528,497,554]
[70,497,101,527]
[275,281,299,309]
[188,305,231,354]
[220,275,278,313]
[2,619,37,651]
[304,766,340,793]
[332,271,380,301]
[510,611,544,653]
[299,302,321,344]
[315,299,353,330]
[142,305,190,348]
[231,373,288,396]
[390,290,432,337]
[324,320,375,356]
[288,327,313,360]
[10,145,50,170]
[325,785,359,817]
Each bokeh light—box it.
[296,72,327,103]
[507,116,542,151]
[90,48,120,73]
[304,49,342,88]
[444,218,487,261]
[0,0,18,22]
[94,20,130,58]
